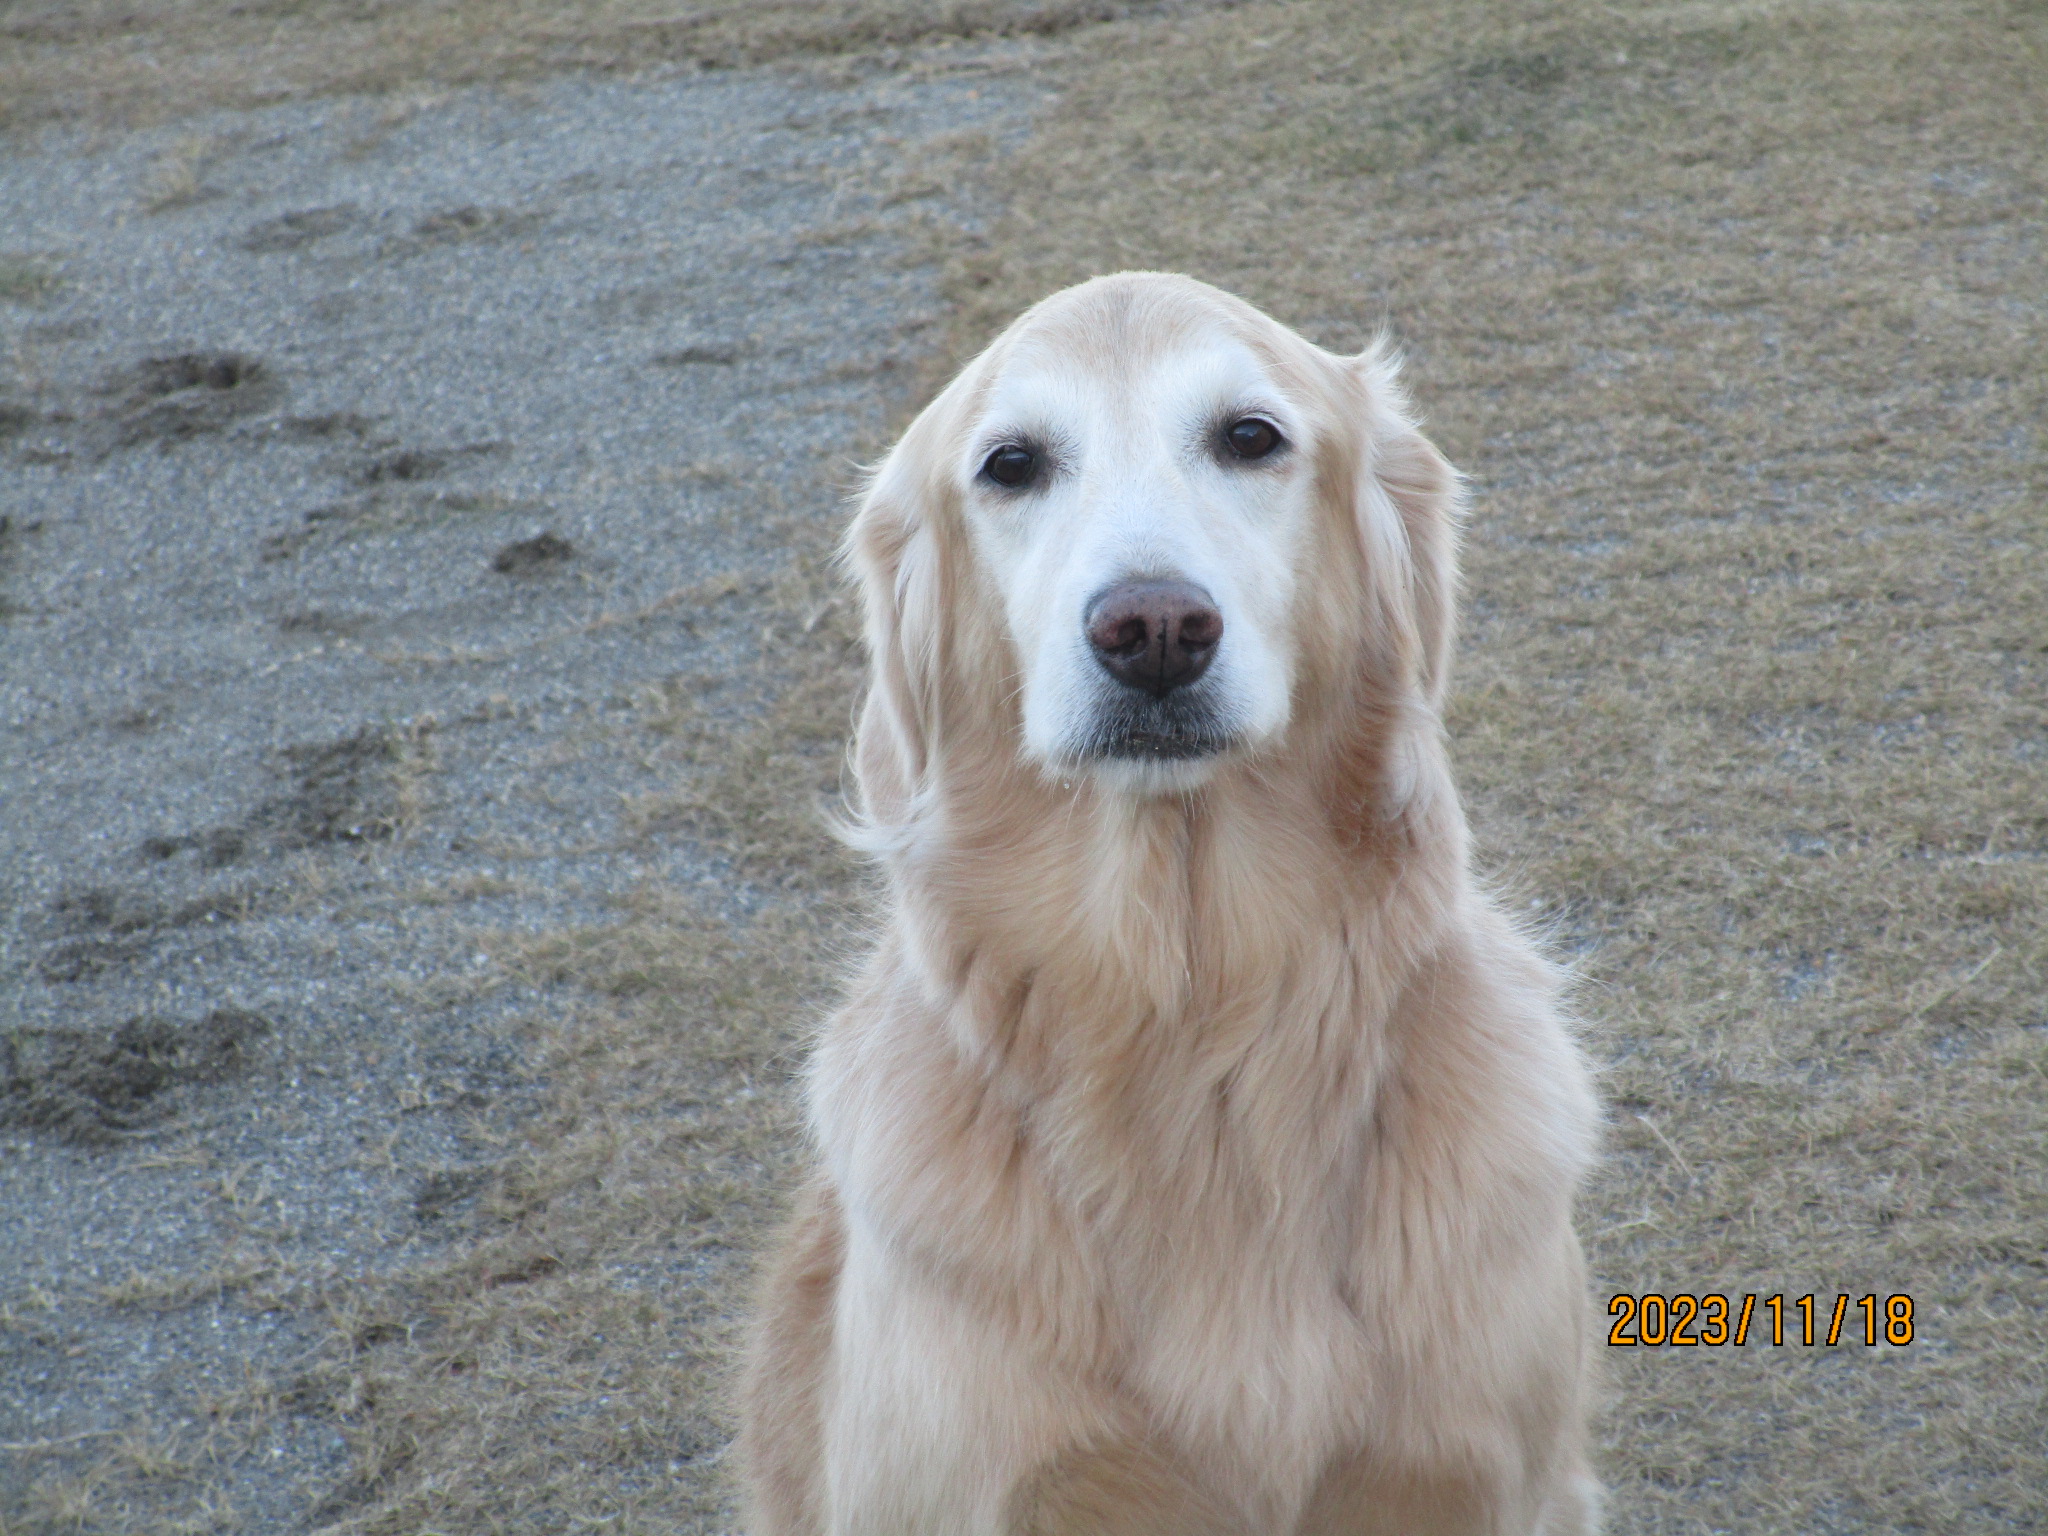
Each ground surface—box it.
[3,2,2044,1534]
[0,44,1039,1533]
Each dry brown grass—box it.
[0,0,1149,133]
[13,1,2043,1532]
[928,1,2045,1529]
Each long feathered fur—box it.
[740,273,1601,1536]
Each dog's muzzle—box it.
[1079,579,1233,760]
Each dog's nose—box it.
[1084,579,1223,697]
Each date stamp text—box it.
[1606,1293,1915,1347]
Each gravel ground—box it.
[0,53,1036,1530]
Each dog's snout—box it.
[1084,580,1223,698]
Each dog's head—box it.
[847,273,1459,826]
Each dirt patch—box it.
[275,411,381,441]
[355,448,449,484]
[410,1167,490,1223]
[138,827,249,867]
[51,888,165,937]
[50,884,258,932]
[0,513,32,616]
[490,531,575,575]
[260,486,539,561]
[385,204,542,257]
[1,1009,272,1143]
[653,344,741,367]
[352,441,500,485]
[0,252,62,304]
[33,934,152,985]
[99,350,283,450]
[36,881,261,983]
[269,725,427,849]
[0,253,63,305]
[239,204,361,254]
[131,724,430,873]
[276,609,371,637]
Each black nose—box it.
[1084,579,1223,698]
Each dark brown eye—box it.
[1224,417,1282,460]
[982,444,1038,488]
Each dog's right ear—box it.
[1323,336,1466,841]
[1350,336,1463,717]
[842,409,952,836]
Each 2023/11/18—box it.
[1607,1293,1916,1348]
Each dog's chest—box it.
[1112,1195,1376,1465]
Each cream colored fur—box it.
[739,273,1601,1536]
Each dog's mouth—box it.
[1077,690,1236,763]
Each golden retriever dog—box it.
[739,272,1601,1535]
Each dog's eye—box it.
[1223,417,1283,460]
[981,444,1038,489]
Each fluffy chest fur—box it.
[808,775,1593,1488]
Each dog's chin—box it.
[1058,691,1240,796]
[1082,752,1228,796]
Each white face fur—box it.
[955,327,1321,795]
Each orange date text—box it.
[1605,1293,1914,1347]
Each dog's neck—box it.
[884,733,1470,1070]
[856,736,1474,1222]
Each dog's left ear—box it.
[1350,339,1462,714]
[842,426,946,837]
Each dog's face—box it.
[850,273,1458,813]
[954,314,1314,792]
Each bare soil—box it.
[0,40,1042,1534]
